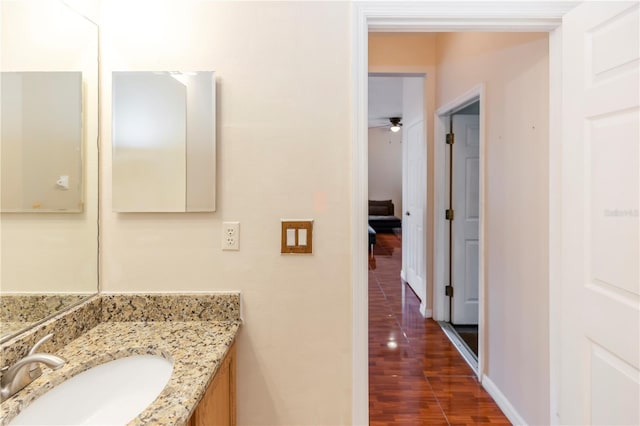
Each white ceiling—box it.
[368,76,402,128]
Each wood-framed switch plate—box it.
[281,220,313,254]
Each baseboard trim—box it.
[481,374,527,426]
[419,304,432,318]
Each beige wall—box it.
[369,33,437,310]
[0,0,98,293]
[368,128,403,216]
[436,32,550,424]
[99,2,351,425]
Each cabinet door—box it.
[189,343,236,426]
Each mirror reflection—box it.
[112,71,216,213]
[0,0,99,342]
[1,71,83,212]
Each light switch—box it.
[298,229,307,246]
[286,228,296,246]
[281,220,313,254]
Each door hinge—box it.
[446,133,455,145]
[445,209,454,221]
[445,285,454,297]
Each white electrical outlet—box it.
[222,222,240,250]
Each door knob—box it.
[406,211,411,216]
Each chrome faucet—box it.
[1,334,66,402]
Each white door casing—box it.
[560,2,640,424]
[450,113,480,325]
[352,3,582,425]
[402,76,427,316]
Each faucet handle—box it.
[28,333,54,356]
[27,334,55,378]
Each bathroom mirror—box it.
[0,0,99,342]
[1,71,83,212]
[112,71,216,213]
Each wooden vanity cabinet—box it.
[188,343,236,426]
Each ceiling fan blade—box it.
[369,117,403,129]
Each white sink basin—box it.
[10,355,173,425]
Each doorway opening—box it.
[434,87,484,375]
[368,73,427,314]
[353,6,570,426]
[439,99,481,370]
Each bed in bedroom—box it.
[368,199,402,232]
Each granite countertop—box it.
[1,320,239,426]
[0,323,35,341]
[0,294,241,426]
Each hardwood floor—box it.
[369,232,510,425]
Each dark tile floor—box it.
[369,232,510,425]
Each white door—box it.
[450,113,480,325]
[402,77,427,315]
[561,2,639,424]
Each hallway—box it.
[369,232,510,425]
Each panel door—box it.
[451,114,480,325]
[402,77,427,312]
[561,2,639,424]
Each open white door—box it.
[450,113,480,325]
[560,2,639,424]
[402,77,427,315]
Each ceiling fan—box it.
[369,117,403,132]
